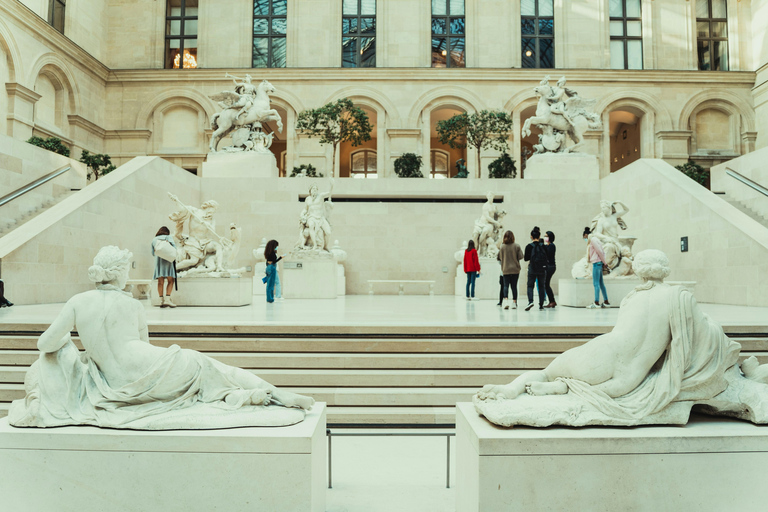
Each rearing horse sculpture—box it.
[209,79,284,153]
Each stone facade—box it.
[0,0,765,178]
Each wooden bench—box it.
[126,279,152,299]
[367,280,435,296]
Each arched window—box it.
[430,149,449,179]
[350,149,377,178]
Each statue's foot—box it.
[525,381,568,396]
[275,390,315,410]
[477,384,518,400]
[250,388,271,406]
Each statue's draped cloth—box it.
[475,288,746,427]
[9,340,305,430]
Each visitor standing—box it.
[151,226,177,308]
[585,227,610,309]
[498,230,524,310]
[263,239,282,303]
[524,227,547,311]
[463,239,481,300]
[0,279,13,308]
[543,230,557,308]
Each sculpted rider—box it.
[226,72,257,120]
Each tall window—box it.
[49,0,65,33]
[350,149,377,178]
[609,0,642,69]
[431,0,465,68]
[165,0,198,69]
[342,0,376,67]
[521,0,554,68]
[430,150,449,179]
[696,0,728,71]
[253,0,287,68]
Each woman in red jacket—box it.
[463,239,481,300]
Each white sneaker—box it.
[586,303,599,309]
[160,296,168,308]
[524,302,534,311]
[511,302,517,309]
[165,296,177,308]
[502,299,509,310]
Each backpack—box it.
[530,242,547,274]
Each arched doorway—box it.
[263,105,288,176]
[339,105,377,178]
[430,106,466,178]
[608,108,642,172]
[519,105,538,175]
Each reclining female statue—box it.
[476,249,768,427]
[9,246,314,430]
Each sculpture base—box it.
[558,277,642,307]
[281,255,337,299]
[524,153,599,181]
[202,151,278,178]
[150,276,253,306]
[455,402,768,512]
[0,405,326,512]
[455,258,501,299]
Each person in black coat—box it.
[543,230,557,308]
[523,226,547,311]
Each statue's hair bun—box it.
[87,265,107,283]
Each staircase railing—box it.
[725,167,768,199]
[0,164,72,208]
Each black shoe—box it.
[539,305,544,310]
[496,302,502,307]
[524,303,534,311]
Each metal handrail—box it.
[725,167,768,198]
[0,164,72,208]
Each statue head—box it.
[244,74,252,83]
[486,191,495,202]
[309,184,319,197]
[633,250,671,282]
[202,200,219,212]
[540,75,550,85]
[600,200,612,216]
[261,79,275,94]
[557,76,567,87]
[88,246,132,289]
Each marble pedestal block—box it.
[455,403,768,512]
[337,264,346,296]
[455,258,501,299]
[202,151,278,178]
[0,404,327,512]
[282,256,337,299]
[558,277,642,307]
[150,276,253,306]
[524,153,599,181]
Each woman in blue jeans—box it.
[262,239,282,303]
[585,228,610,309]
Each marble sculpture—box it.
[295,180,334,253]
[521,76,602,154]
[475,249,768,427]
[209,74,283,153]
[9,246,314,430]
[472,191,506,258]
[168,193,244,277]
[572,199,635,278]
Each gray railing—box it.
[725,167,768,198]
[326,429,455,489]
[0,164,72,208]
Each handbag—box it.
[154,238,176,262]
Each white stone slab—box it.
[524,153,599,181]
[281,256,337,299]
[202,151,278,178]
[150,276,253,306]
[558,277,642,307]
[0,403,326,512]
[456,402,768,512]
[455,258,502,299]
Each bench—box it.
[126,279,152,299]
[367,280,435,296]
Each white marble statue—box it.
[571,200,635,278]
[8,246,313,430]
[168,193,244,277]
[209,74,283,153]
[252,237,267,263]
[475,249,768,427]
[295,180,334,253]
[521,76,602,154]
[472,192,506,259]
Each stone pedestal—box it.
[202,151,278,178]
[558,277,642,307]
[150,277,252,306]
[455,258,501,299]
[455,402,768,512]
[0,405,326,512]
[524,153,599,181]
[337,264,346,296]
[281,255,337,299]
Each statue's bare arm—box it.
[38,302,76,353]
[613,201,629,218]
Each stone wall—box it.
[0,157,199,305]
[600,158,768,307]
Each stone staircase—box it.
[715,192,768,229]
[0,188,78,236]
[1,332,766,425]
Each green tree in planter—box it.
[674,160,708,186]
[436,110,514,178]
[295,98,372,178]
[394,153,424,178]
[488,152,517,179]
[289,164,324,177]
[80,150,117,181]
[27,136,70,157]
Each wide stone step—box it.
[289,387,476,407]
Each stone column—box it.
[4,83,39,140]
[387,129,422,179]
